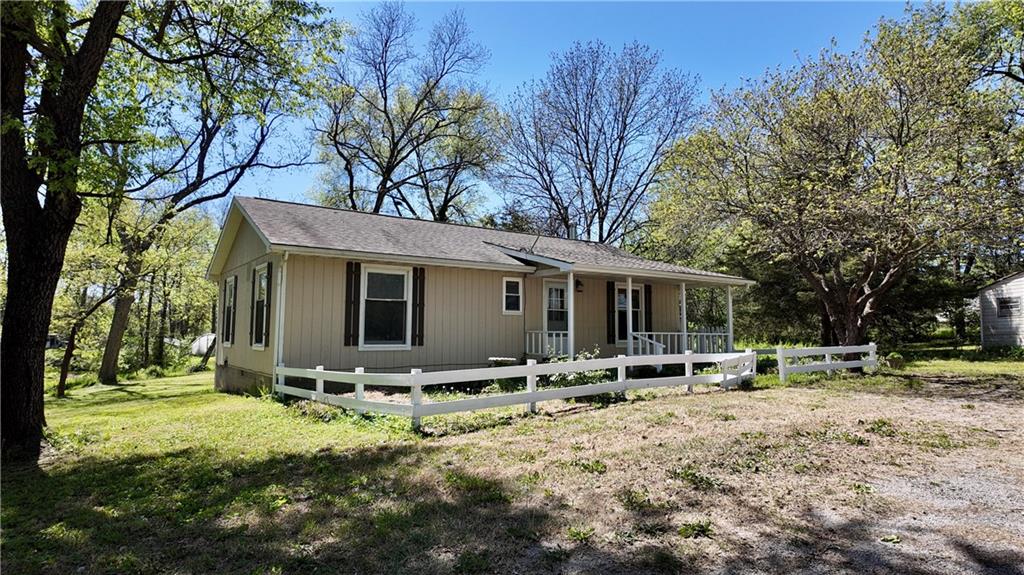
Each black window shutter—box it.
[264,262,273,346]
[643,284,653,331]
[222,279,228,341]
[412,267,425,346]
[230,275,238,343]
[606,281,616,344]
[344,262,361,346]
[249,268,256,345]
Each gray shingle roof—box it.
[236,197,748,283]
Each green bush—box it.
[545,347,621,404]
[885,352,906,370]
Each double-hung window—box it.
[997,297,1020,318]
[360,266,412,349]
[222,276,236,346]
[503,277,523,315]
[251,264,269,349]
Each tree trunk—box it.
[143,272,155,366]
[57,324,82,399]
[156,269,170,368]
[199,335,217,369]
[0,0,126,463]
[819,302,836,347]
[98,255,144,384]
[0,215,75,460]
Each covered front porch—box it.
[517,267,749,359]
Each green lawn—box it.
[3,355,1022,574]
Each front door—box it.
[545,282,568,355]
[616,286,643,345]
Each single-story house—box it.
[207,197,753,393]
[979,271,1024,348]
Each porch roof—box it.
[214,197,752,286]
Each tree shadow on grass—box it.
[706,497,1024,575]
[1,444,560,574]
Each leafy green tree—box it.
[657,6,1020,346]
[1,0,333,461]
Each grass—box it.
[5,350,1023,574]
[677,519,714,539]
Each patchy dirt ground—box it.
[415,373,1024,574]
[5,369,1023,574]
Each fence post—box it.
[684,350,694,393]
[354,367,365,414]
[868,342,877,372]
[315,365,324,401]
[526,359,538,414]
[777,347,787,384]
[746,349,756,379]
[410,368,423,431]
[825,352,833,377]
[616,354,628,398]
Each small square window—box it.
[997,297,1020,318]
[503,278,523,315]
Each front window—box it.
[362,267,411,347]
[503,278,523,314]
[616,286,643,342]
[223,276,236,345]
[997,297,1020,318]
[252,266,268,347]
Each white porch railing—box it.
[274,351,758,429]
[525,330,569,356]
[631,329,729,355]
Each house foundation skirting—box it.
[216,364,273,395]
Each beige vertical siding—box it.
[214,220,279,380]
[281,255,528,372]
[980,276,1024,347]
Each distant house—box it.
[978,271,1024,349]
[207,197,752,393]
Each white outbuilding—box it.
[978,271,1024,349]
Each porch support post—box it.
[726,285,734,352]
[626,276,634,356]
[680,282,688,352]
[567,271,575,358]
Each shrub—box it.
[885,352,906,370]
[546,346,620,404]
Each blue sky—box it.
[234,1,909,206]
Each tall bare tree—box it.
[496,40,699,244]
[314,1,492,219]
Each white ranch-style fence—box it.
[776,343,878,383]
[275,351,758,429]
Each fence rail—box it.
[776,343,877,383]
[275,351,757,429]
